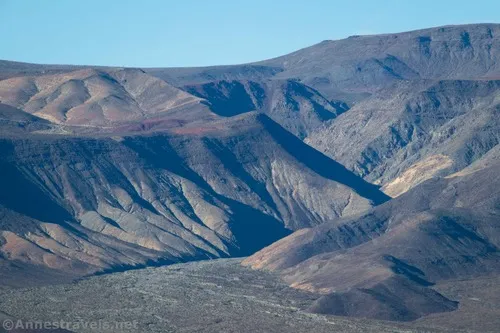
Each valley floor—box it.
[0,259,492,333]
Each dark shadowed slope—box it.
[0,114,386,284]
[256,114,389,205]
[184,79,348,139]
[0,103,52,134]
[244,161,500,322]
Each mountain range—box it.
[0,23,499,329]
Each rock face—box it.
[306,79,500,190]
[243,161,500,321]
[0,112,387,284]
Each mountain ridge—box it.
[0,112,387,285]
[0,23,499,328]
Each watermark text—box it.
[2,319,139,331]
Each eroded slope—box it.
[244,162,500,321]
[0,114,387,283]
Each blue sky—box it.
[0,0,498,67]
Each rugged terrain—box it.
[244,160,500,324]
[0,23,499,330]
[0,259,469,333]
[306,79,500,192]
[154,24,500,190]
[0,111,387,286]
[149,23,500,102]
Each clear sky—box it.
[1,0,498,67]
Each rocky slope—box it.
[306,79,500,193]
[185,79,348,139]
[0,113,387,285]
[244,161,500,321]
[258,23,500,102]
